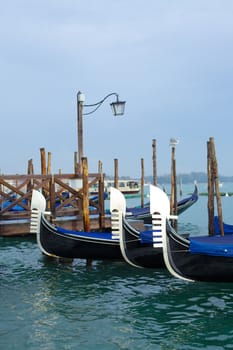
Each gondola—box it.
[30,188,127,260]
[120,185,233,281]
[126,183,198,224]
[151,186,233,282]
[31,188,162,263]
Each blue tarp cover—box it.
[140,230,158,244]
[214,216,233,234]
[190,234,233,257]
[56,226,113,240]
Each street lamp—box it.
[77,91,126,173]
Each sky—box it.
[1,0,233,178]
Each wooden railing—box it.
[0,170,106,236]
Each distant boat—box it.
[89,179,140,196]
[179,176,183,196]
[126,184,198,224]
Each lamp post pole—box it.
[76,91,126,175]
[77,91,85,174]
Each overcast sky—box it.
[1,1,233,178]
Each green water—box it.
[1,185,233,349]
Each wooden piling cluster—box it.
[207,137,224,236]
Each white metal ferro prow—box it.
[150,185,193,282]
[109,187,126,217]
[30,189,46,213]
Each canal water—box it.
[1,183,233,350]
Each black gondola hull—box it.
[120,219,165,268]
[166,226,233,282]
[39,216,122,260]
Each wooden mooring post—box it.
[170,139,178,230]
[40,148,47,175]
[114,159,119,189]
[207,140,215,235]
[82,157,90,232]
[27,159,34,193]
[98,161,105,229]
[152,139,157,186]
[141,158,144,208]
[207,137,224,236]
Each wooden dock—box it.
[0,141,157,237]
[0,170,109,237]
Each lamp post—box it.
[77,91,126,174]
